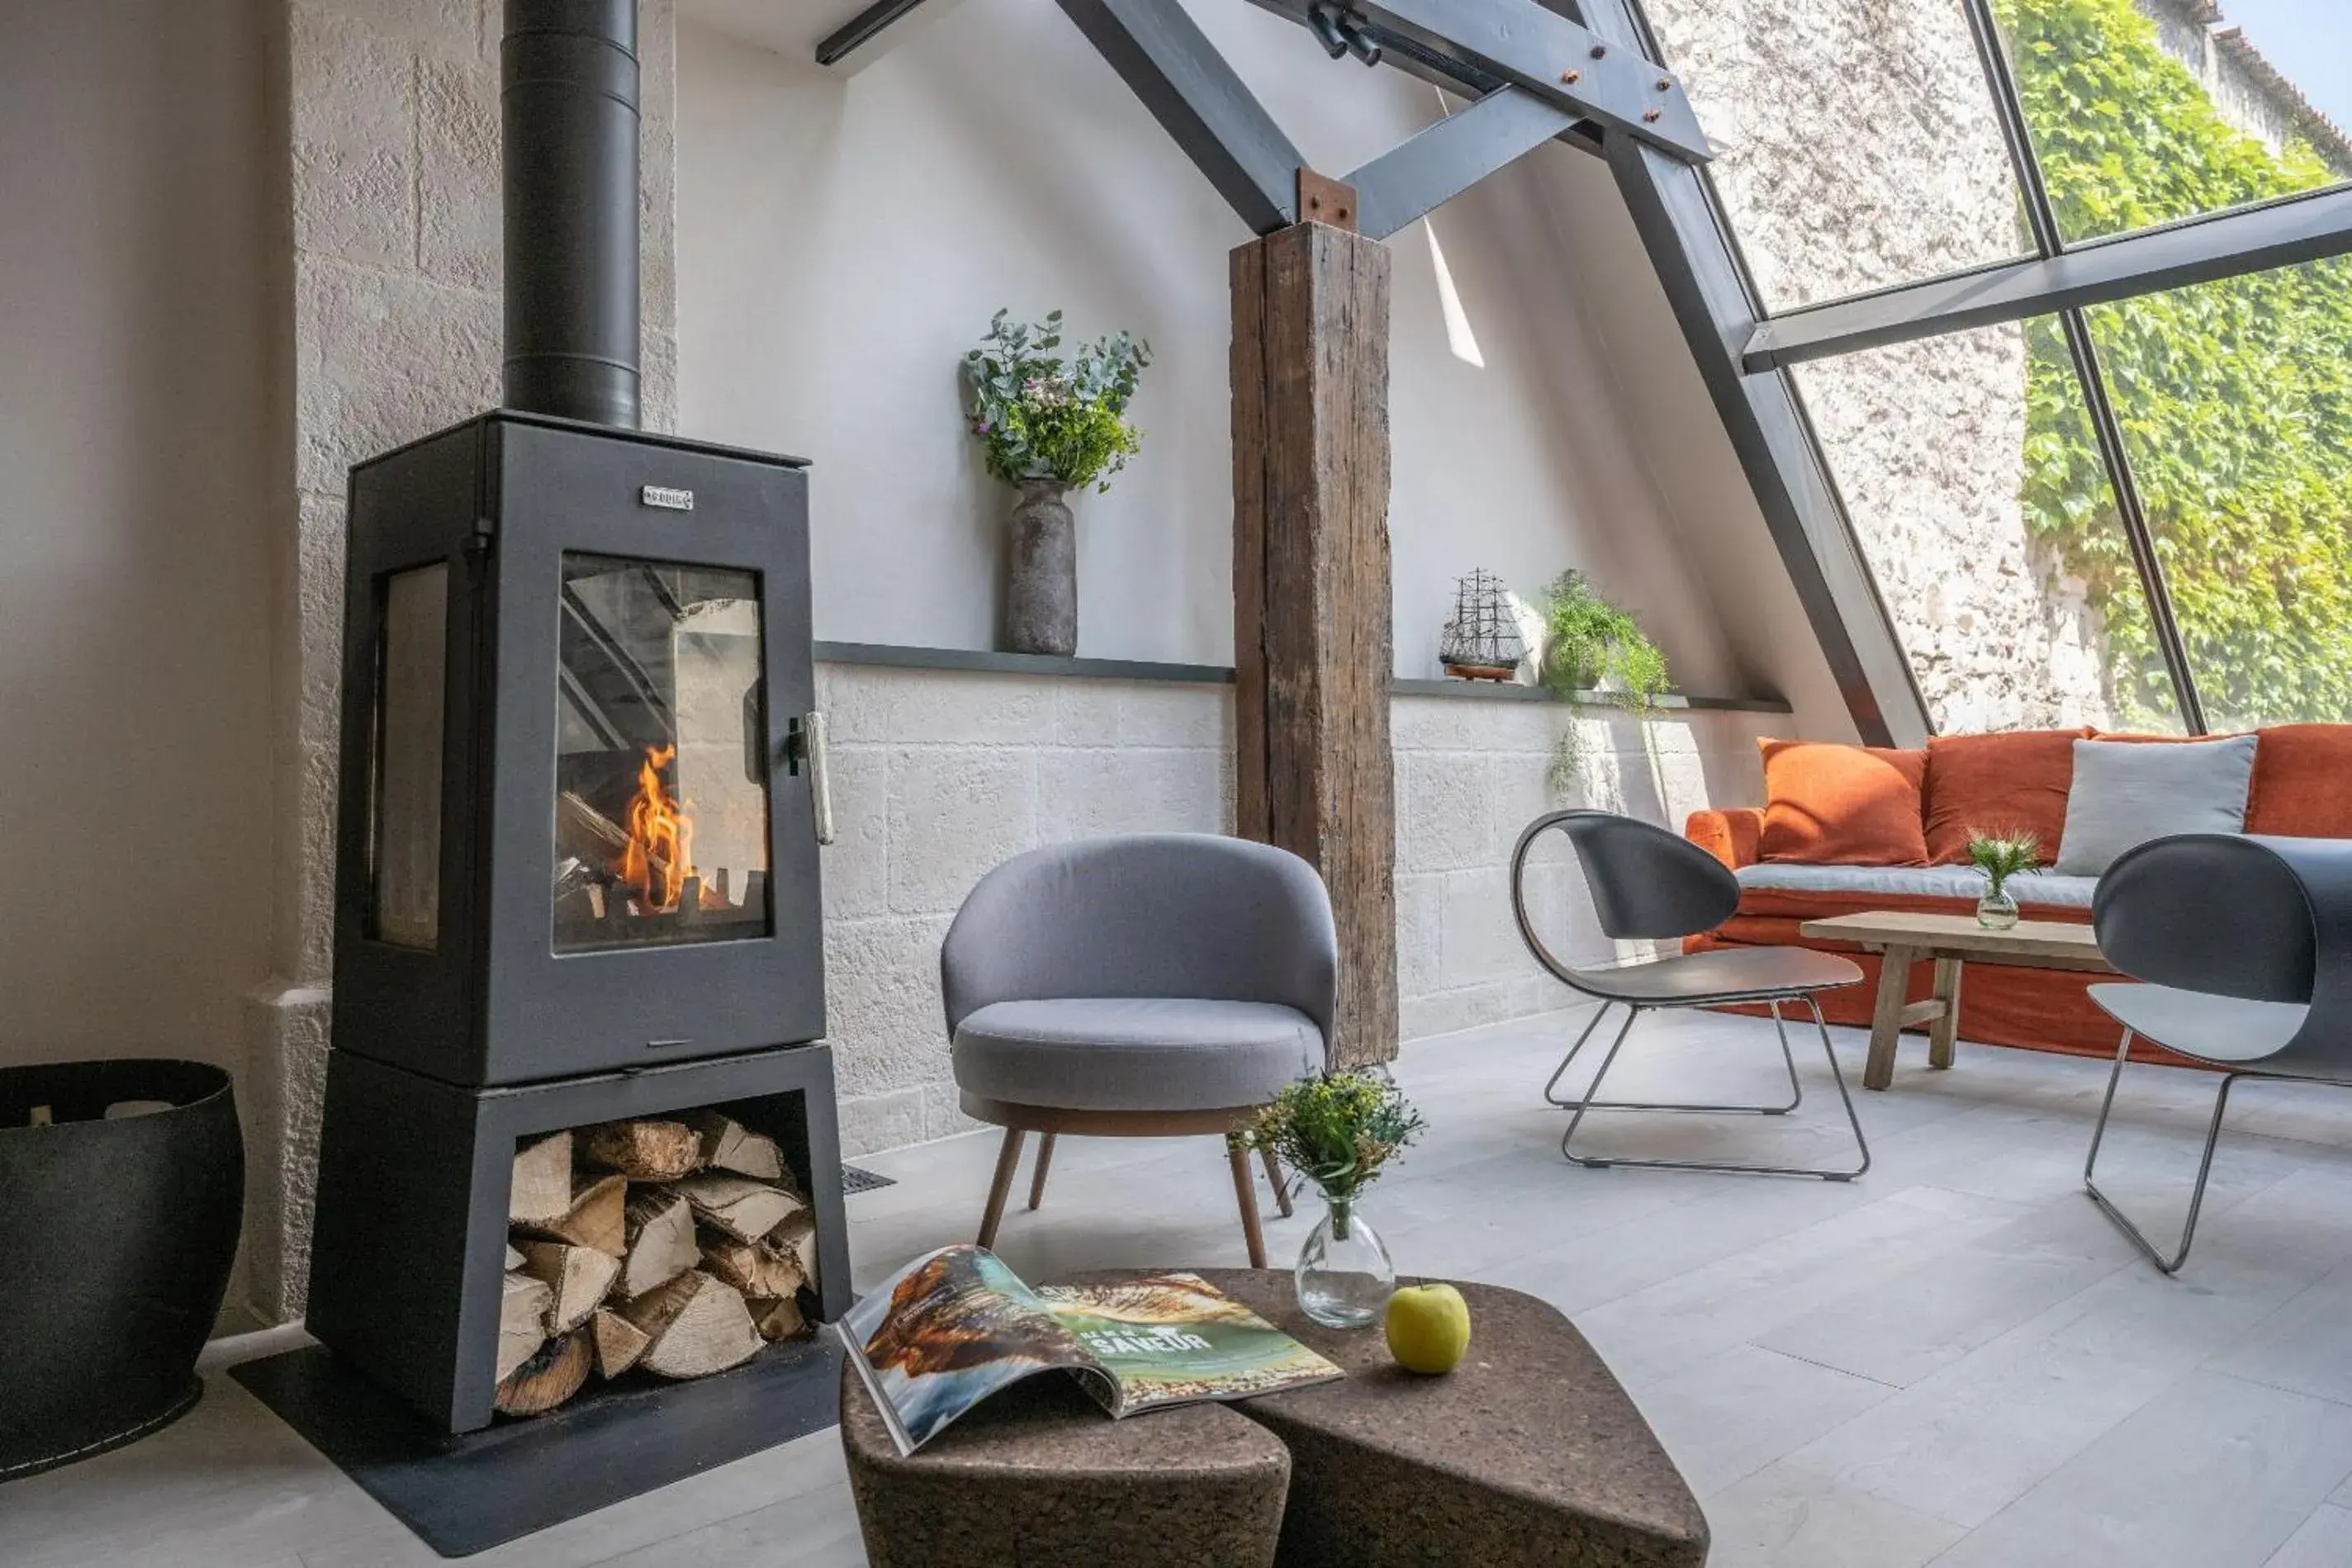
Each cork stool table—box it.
[840,1270,1706,1568]
[841,1362,1292,1567]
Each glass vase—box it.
[1977,883,2019,931]
[1294,1192,1395,1329]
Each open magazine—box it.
[838,1244,1342,1456]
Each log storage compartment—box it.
[498,1111,819,1416]
[305,1046,850,1435]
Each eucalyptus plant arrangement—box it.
[1539,570,1672,790]
[963,309,1152,494]
[1243,1072,1425,1216]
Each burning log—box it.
[495,1329,594,1417]
[557,790,646,869]
[619,1270,763,1379]
[581,1119,703,1182]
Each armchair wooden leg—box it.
[979,1128,1026,1250]
[1259,1147,1293,1218]
[1027,1132,1057,1211]
[1227,1136,1268,1268]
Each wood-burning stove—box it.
[305,410,850,1436]
[237,9,852,1548]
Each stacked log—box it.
[495,1116,817,1418]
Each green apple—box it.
[1383,1282,1471,1374]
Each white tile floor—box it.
[14,1007,2352,1567]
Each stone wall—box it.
[2143,0,2352,175]
[244,0,678,1322]
[813,661,1777,1158]
[1642,0,2120,733]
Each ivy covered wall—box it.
[2002,0,2352,727]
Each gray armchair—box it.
[941,832,1337,1266]
[2084,832,2352,1272]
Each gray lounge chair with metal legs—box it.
[1510,809,1871,1180]
[2084,832,2352,1273]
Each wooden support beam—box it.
[1232,209,1399,1069]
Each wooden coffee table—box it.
[1799,910,2114,1091]
[841,1268,1707,1567]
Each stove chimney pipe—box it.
[501,0,640,429]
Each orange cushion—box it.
[1921,728,2093,865]
[1757,740,1929,866]
[2246,725,2352,836]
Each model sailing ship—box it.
[1439,569,1527,681]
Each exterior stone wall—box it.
[244,0,677,1321]
[814,663,1777,1158]
[1643,0,2119,733]
[2142,1,2352,175]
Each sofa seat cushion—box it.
[951,997,1322,1113]
[1735,863,2098,909]
[1757,740,1931,865]
[1922,728,2094,865]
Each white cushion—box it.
[2053,736,2255,877]
[1736,862,2098,909]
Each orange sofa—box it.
[1683,725,2352,1063]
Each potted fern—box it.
[963,310,1150,656]
[1966,831,2040,930]
[1539,570,1671,789]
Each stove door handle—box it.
[800,710,837,846]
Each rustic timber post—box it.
[1232,173,1398,1069]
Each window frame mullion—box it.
[1959,0,2207,733]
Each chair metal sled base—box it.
[2083,1028,2352,1274]
[1545,997,1871,1182]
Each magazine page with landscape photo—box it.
[837,1245,1102,1456]
[1031,1272,1341,1416]
[839,1247,1342,1456]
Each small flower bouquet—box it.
[1244,1071,1425,1206]
[1966,831,2041,930]
[1242,1070,1426,1328]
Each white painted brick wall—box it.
[820,665,1779,1158]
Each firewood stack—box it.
[496,1111,818,1418]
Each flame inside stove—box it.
[619,743,695,912]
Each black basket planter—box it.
[0,1059,243,1480]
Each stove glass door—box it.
[552,553,771,951]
